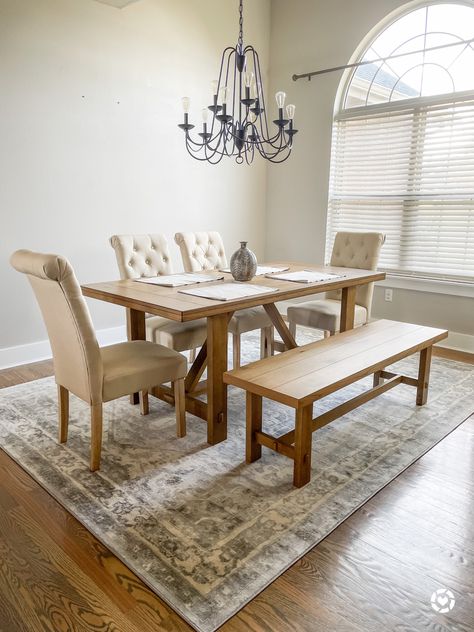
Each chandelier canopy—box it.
[178,0,298,164]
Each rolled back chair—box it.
[174,231,227,272]
[109,234,207,357]
[10,249,187,471]
[174,231,274,368]
[287,231,386,337]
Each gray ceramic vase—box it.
[230,241,257,282]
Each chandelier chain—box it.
[238,0,243,49]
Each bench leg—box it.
[246,393,262,463]
[293,405,313,487]
[416,346,432,406]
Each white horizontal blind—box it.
[326,97,474,282]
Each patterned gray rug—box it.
[0,329,473,632]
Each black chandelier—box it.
[178,0,298,164]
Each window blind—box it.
[326,96,474,282]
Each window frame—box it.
[328,0,474,293]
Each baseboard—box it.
[436,331,474,354]
[0,325,127,370]
[1,323,472,370]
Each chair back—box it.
[326,231,385,311]
[10,250,102,404]
[174,231,227,272]
[109,233,173,279]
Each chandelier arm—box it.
[185,119,230,150]
[244,141,255,164]
[204,139,227,164]
[186,136,226,163]
[249,47,272,140]
[255,141,290,162]
[209,47,235,137]
[255,130,289,160]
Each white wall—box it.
[267,0,474,342]
[0,0,270,359]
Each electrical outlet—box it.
[384,288,393,302]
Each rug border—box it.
[0,376,472,632]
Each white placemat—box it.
[134,273,223,287]
[179,283,279,301]
[220,265,289,276]
[266,270,345,283]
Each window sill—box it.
[376,275,474,298]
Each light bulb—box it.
[275,91,286,108]
[220,86,228,104]
[211,80,218,96]
[244,71,254,89]
[286,104,295,120]
[202,108,208,123]
[181,97,190,113]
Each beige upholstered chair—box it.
[174,231,273,368]
[287,231,385,337]
[10,249,187,472]
[109,234,207,360]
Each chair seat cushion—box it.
[101,340,187,402]
[228,306,272,335]
[146,316,207,352]
[287,299,368,333]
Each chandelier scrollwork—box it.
[178,0,298,164]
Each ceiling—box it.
[93,0,142,8]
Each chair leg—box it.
[58,385,69,444]
[260,327,274,358]
[189,347,197,363]
[139,390,149,415]
[233,333,241,370]
[267,326,275,356]
[173,379,186,438]
[90,403,103,472]
[288,321,296,340]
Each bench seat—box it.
[224,319,448,487]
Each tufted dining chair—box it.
[10,249,187,472]
[174,231,273,368]
[287,231,385,338]
[109,234,207,361]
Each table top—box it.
[81,262,386,322]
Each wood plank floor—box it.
[0,352,473,632]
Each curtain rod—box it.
[292,36,474,81]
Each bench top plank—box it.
[224,320,448,408]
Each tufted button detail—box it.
[145,258,151,265]
[163,256,168,262]
[151,244,156,250]
[129,260,134,266]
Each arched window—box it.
[326,2,474,281]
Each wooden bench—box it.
[224,319,448,487]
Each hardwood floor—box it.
[0,355,473,632]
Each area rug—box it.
[0,331,473,632]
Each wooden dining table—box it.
[81,262,385,445]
